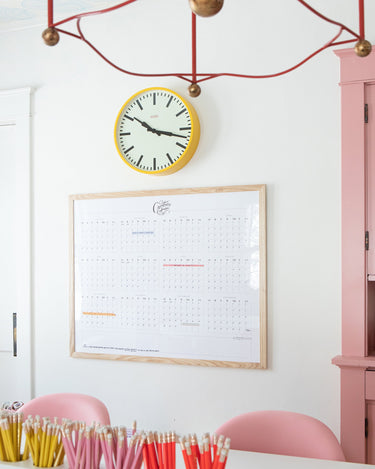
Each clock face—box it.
[114,87,200,175]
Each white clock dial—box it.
[114,88,200,175]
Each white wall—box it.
[1,0,374,438]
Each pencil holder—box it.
[23,415,65,467]
[141,430,230,469]
[179,433,230,469]
[0,411,28,462]
[60,421,141,469]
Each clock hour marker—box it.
[124,146,134,154]
[120,132,131,136]
[153,158,156,171]
[124,114,134,121]
[166,96,173,108]
[136,99,143,110]
[136,155,144,166]
[153,93,156,105]
[176,142,186,149]
[179,127,191,131]
[176,108,186,117]
[166,153,174,164]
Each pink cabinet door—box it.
[367,84,375,278]
[367,402,375,463]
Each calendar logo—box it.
[153,200,171,215]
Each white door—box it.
[0,88,31,406]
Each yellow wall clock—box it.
[114,87,200,175]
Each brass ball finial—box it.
[188,83,201,97]
[189,0,224,17]
[354,39,372,57]
[42,27,60,46]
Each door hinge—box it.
[366,231,370,250]
[365,103,369,123]
[12,312,17,357]
[365,417,369,438]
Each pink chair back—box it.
[18,393,110,426]
[215,410,345,461]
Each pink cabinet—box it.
[333,49,375,463]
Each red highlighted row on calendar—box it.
[82,312,117,317]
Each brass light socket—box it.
[355,39,372,57]
[188,83,201,97]
[189,0,224,17]
[42,27,60,46]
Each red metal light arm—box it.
[358,0,365,39]
[45,0,367,87]
[192,13,197,84]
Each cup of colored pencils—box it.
[0,411,27,462]
[61,420,143,469]
[142,431,177,469]
[23,415,65,467]
[100,424,145,469]
[179,433,230,469]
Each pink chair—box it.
[215,410,346,461]
[18,393,110,426]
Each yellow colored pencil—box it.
[22,436,30,460]
[24,425,36,462]
[47,426,59,467]
[53,440,65,467]
[40,426,47,466]
[0,423,10,460]
[34,423,41,466]
[0,430,6,461]
[17,413,23,460]
[42,425,49,466]
[11,415,17,453]
[0,419,16,462]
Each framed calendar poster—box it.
[70,185,267,368]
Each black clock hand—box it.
[133,117,161,136]
[133,117,186,138]
[156,130,187,138]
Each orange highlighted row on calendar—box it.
[82,312,116,316]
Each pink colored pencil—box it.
[94,430,101,469]
[100,431,112,469]
[116,433,125,469]
[122,434,136,469]
[62,427,76,469]
[78,440,86,469]
[106,433,115,469]
[129,434,146,469]
[74,429,85,469]
[85,430,92,469]
[120,427,128,458]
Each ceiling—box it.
[0,0,113,31]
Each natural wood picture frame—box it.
[70,185,267,368]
